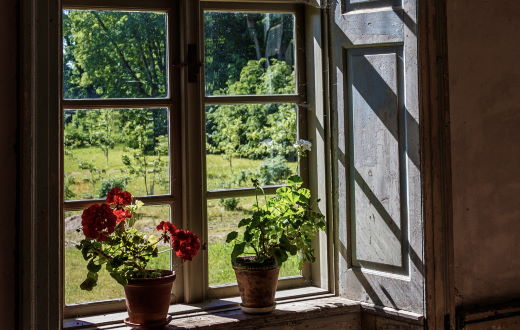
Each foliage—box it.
[204,12,294,95]
[98,176,129,198]
[79,160,106,198]
[226,176,325,267]
[219,198,240,211]
[63,10,167,98]
[77,188,200,291]
[122,134,168,196]
[64,174,77,200]
[257,156,292,185]
[206,60,297,163]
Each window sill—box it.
[63,287,355,329]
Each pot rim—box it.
[232,255,279,270]
[126,270,176,285]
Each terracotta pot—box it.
[233,257,280,314]
[123,270,176,327]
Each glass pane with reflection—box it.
[64,205,171,305]
[205,103,297,190]
[207,196,301,287]
[64,108,170,200]
[204,11,296,96]
[63,9,168,99]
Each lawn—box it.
[64,145,300,305]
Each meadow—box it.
[64,145,300,305]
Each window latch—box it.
[172,44,201,83]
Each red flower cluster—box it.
[114,208,132,224]
[156,221,201,261]
[81,188,134,241]
[81,203,117,242]
[106,187,132,206]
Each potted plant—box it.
[76,187,200,327]
[226,140,325,314]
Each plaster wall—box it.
[0,0,18,328]
[447,0,520,308]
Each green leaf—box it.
[110,272,128,286]
[238,218,251,227]
[79,277,97,291]
[87,260,102,273]
[243,230,253,242]
[272,248,288,266]
[231,242,246,261]
[226,231,238,243]
[287,175,303,186]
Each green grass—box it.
[64,145,301,305]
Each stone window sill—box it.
[64,287,357,329]
[64,286,424,329]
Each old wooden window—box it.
[201,2,313,298]
[61,0,183,317]
[60,0,328,318]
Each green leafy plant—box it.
[76,187,200,291]
[98,176,130,198]
[219,198,240,211]
[226,175,325,267]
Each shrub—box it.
[98,177,130,198]
[219,198,240,211]
[258,156,292,185]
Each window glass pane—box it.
[206,103,297,190]
[204,12,295,96]
[64,205,171,305]
[63,10,168,99]
[207,197,301,286]
[64,108,170,200]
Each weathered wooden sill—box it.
[64,287,424,329]
[64,287,358,329]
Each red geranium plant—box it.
[76,187,200,290]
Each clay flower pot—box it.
[123,270,176,327]
[233,257,280,314]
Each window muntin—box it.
[63,10,168,99]
[204,12,296,96]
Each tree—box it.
[122,109,168,195]
[63,10,167,99]
[206,59,297,161]
[204,12,295,95]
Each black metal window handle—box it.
[173,44,201,83]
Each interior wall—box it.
[0,0,18,328]
[447,0,520,309]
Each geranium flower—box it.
[113,208,132,224]
[81,203,117,242]
[106,187,132,206]
[171,230,201,261]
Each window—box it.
[61,1,183,316]
[202,4,312,298]
[60,0,325,317]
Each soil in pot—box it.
[124,270,176,327]
[232,256,280,314]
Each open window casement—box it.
[328,0,424,315]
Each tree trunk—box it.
[246,15,262,60]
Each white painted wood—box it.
[329,0,424,315]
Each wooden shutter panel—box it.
[329,0,424,314]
